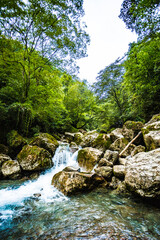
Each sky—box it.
[77,0,137,84]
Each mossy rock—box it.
[7,130,27,156]
[17,145,53,171]
[123,121,144,132]
[92,134,112,151]
[74,132,83,145]
[77,147,103,172]
[30,133,59,156]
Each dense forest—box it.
[0,0,160,143]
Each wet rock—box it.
[30,133,59,156]
[142,115,160,151]
[94,166,112,179]
[125,148,160,199]
[131,145,145,157]
[113,165,125,179]
[33,193,41,198]
[69,142,79,153]
[103,150,119,165]
[17,145,53,171]
[1,160,21,179]
[51,169,104,196]
[77,147,103,172]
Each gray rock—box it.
[103,150,119,165]
[131,145,145,157]
[1,160,21,179]
[110,128,124,142]
[51,169,104,196]
[113,165,125,179]
[94,166,112,179]
[80,130,99,147]
[125,148,160,199]
[77,147,103,172]
[119,158,127,165]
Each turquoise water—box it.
[0,144,160,239]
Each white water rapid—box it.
[0,143,79,221]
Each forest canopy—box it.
[0,0,159,142]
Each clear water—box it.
[0,143,160,240]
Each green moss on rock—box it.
[7,130,27,149]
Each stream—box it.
[0,143,160,239]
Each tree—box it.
[93,59,128,127]
[64,81,96,129]
[0,0,90,101]
[123,34,160,121]
[119,0,160,39]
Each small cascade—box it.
[0,143,79,223]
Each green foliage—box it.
[119,0,160,39]
[64,81,97,129]
[123,34,160,120]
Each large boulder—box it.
[30,133,59,156]
[7,130,27,156]
[142,115,160,151]
[123,121,144,135]
[51,168,104,196]
[17,145,53,171]
[110,138,135,157]
[91,133,111,152]
[77,147,103,172]
[80,130,99,147]
[103,150,119,165]
[1,160,21,179]
[125,148,160,199]
[110,128,124,142]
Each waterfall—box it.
[0,143,79,223]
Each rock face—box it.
[17,145,53,171]
[51,168,104,196]
[77,147,103,172]
[142,116,160,151]
[30,133,59,156]
[125,148,160,199]
[1,160,21,179]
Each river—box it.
[0,143,160,239]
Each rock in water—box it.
[51,168,104,196]
[125,148,160,199]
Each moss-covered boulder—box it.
[142,115,160,151]
[30,133,59,156]
[92,133,112,152]
[77,147,103,172]
[7,130,27,156]
[17,145,53,171]
[51,168,104,196]
[1,160,21,179]
[80,130,99,147]
[123,121,144,133]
